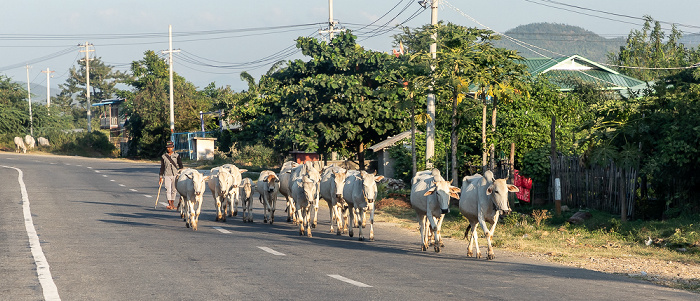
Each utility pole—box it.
[80,42,94,132]
[26,64,33,136]
[162,25,180,135]
[425,0,438,169]
[41,68,55,107]
[319,0,342,41]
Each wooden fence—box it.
[551,156,636,218]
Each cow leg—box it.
[435,214,445,248]
[194,199,203,231]
[418,214,428,251]
[485,214,501,260]
[270,195,276,225]
[306,206,313,237]
[348,205,355,238]
[369,202,375,241]
[328,200,336,233]
[232,192,239,217]
[312,200,319,229]
[357,207,365,241]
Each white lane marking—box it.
[64,163,71,165]
[102,175,108,177]
[2,166,61,300]
[159,202,169,207]
[76,165,82,166]
[328,275,372,288]
[119,184,125,187]
[110,179,115,182]
[50,163,56,165]
[212,226,232,234]
[258,247,286,256]
[86,167,92,169]
[144,195,152,198]
[129,189,138,192]
[94,170,100,173]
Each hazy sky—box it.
[2,0,698,101]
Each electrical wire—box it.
[0,46,79,72]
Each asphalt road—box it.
[1,152,697,301]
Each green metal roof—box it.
[524,55,646,91]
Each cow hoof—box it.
[312,223,316,229]
[270,220,274,225]
[263,218,268,224]
[434,245,441,253]
[370,236,374,241]
[233,212,238,217]
[287,217,291,222]
[467,251,473,257]
[358,237,364,241]
[336,231,341,236]
[487,254,495,260]
[421,245,427,251]
[308,233,313,238]
[186,223,190,228]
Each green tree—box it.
[608,16,700,81]
[57,57,130,129]
[261,31,409,168]
[124,50,211,158]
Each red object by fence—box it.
[513,169,532,203]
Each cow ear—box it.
[450,192,460,199]
[507,184,520,192]
[374,175,384,182]
[423,187,436,196]
[203,176,210,182]
[240,169,248,173]
[486,185,494,195]
[186,173,194,179]
[450,187,461,194]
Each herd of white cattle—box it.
[13,135,50,153]
[171,159,519,260]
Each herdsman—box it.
[159,141,183,210]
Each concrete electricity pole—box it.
[25,64,33,136]
[80,42,94,132]
[41,68,55,107]
[425,0,438,169]
[162,25,180,134]
[319,0,342,41]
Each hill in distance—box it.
[494,23,626,63]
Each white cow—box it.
[207,167,234,222]
[240,178,254,222]
[13,137,26,153]
[176,168,209,231]
[319,165,348,235]
[342,170,384,241]
[278,161,299,223]
[220,164,246,218]
[24,135,35,150]
[290,161,321,237]
[459,170,519,260]
[256,170,280,224]
[410,169,461,252]
[37,137,50,147]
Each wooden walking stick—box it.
[154,180,164,209]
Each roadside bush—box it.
[56,131,116,157]
[230,142,279,168]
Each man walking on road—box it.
[159,141,183,210]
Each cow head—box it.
[485,178,519,215]
[424,180,461,214]
[185,171,208,198]
[265,174,280,193]
[217,168,233,194]
[360,171,384,204]
[302,175,319,203]
[331,169,348,200]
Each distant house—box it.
[91,98,127,155]
[369,130,421,179]
[524,55,647,94]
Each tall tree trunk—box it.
[481,99,487,171]
[451,91,459,186]
[489,97,497,171]
[358,142,365,171]
[411,93,417,177]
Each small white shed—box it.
[192,137,217,161]
[369,130,420,179]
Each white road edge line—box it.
[118,184,125,187]
[144,195,152,198]
[258,246,286,256]
[2,166,61,300]
[129,189,138,192]
[110,180,115,182]
[212,226,232,234]
[328,275,372,288]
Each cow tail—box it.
[464,224,472,239]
